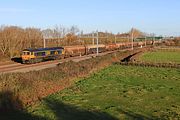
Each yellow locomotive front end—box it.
[21,50,35,63]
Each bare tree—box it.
[42,25,68,47]
[0,26,43,58]
[65,26,79,45]
[130,28,145,40]
[25,28,43,48]
[0,25,9,56]
[0,26,24,57]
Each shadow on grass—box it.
[0,90,159,120]
[0,90,118,120]
[0,90,47,120]
[0,110,48,120]
[43,98,118,120]
[43,97,160,120]
[11,57,22,64]
[117,109,157,120]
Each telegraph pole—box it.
[96,30,99,56]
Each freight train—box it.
[21,41,156,64]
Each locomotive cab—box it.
[22,50,35,63]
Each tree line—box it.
[0,25,80,58]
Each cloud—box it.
[0,8,33,13]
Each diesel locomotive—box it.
[22,47,64,64]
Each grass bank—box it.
[138,50,180,63]
[29,65,180,120]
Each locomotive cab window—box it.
[23,52,30,55]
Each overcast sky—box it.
[0,0,180,36]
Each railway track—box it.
[0,49,122,74]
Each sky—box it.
[0,0,180,36]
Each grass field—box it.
[139,50,180,63]
[27,65,180,120]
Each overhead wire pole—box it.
[79,33,81,44]
[145,36,147,47]
[106,31,108,43]
[43,33,47,48]
[153,34,155,44]
[115,35,117,44]
[131,28,134,50]
[96,30,99,56]
[43,37,46,48]
[92,31,95,45]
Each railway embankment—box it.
[0,48,145,111]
